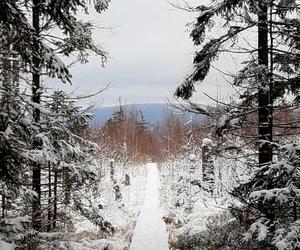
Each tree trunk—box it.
[47,162,52,232]
[110,160,114,182]
[53,169,58,229]
[124,174,130,186]
[0,46,11,216]
[2,195,5,219]
[63,169,71,206]
[202,143,214,195]
[32,0,42,230]
[258,3,276,225]
[258,3,272,166]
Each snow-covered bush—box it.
[175,211,265,250]
[231,144,300,249]
[160,133,255,249]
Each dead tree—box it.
[202,138,215,195]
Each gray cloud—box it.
[48,0,235,107]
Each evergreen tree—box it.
[0,0,111,236]
[174,0,300,248]
[103,104,127,157]
[42,90,101,231]
[0,24,32,224]
[137,110,149,135]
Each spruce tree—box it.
[43,90,101,231]
[175,0,300,248]
[0,0,111,235]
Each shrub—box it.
[175,212,265,250]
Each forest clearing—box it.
[1,0,300,249]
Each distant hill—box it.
[91,103,204,127]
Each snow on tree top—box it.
[202,138,213,147]
[189,153,196,161]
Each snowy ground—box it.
[35,163,148,250]
[1,160,237,250]
[160,158,234,248]
[130,163,169,250]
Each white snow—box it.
[188,153,196,162]
[0,241,14,250]
[130,163,169,250]
[202,138,213,147]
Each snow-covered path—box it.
[130,163,169,250]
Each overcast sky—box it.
[47,0,237,107]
